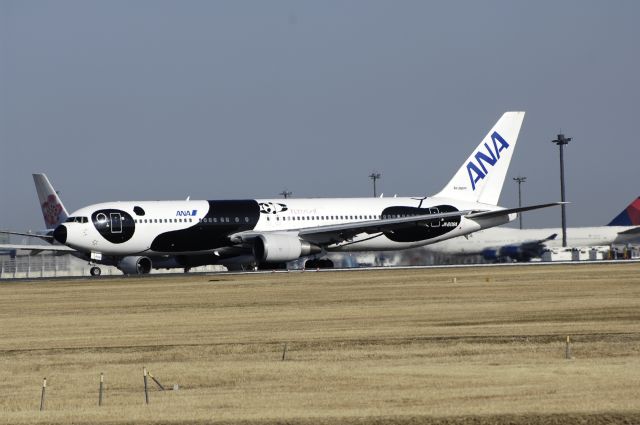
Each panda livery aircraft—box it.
[4,112,562,275]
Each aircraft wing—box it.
[465,202,567,220]
[228,209,473,245]
[296,209,473,243]
[0,230,54,241]
[0,244,76,256]
[229,203,562,246]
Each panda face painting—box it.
[259,202,288,215]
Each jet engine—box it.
[117,256,152,274]
[253,234,321,263]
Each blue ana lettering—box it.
[466,131,510,190]
[176,209,198,217]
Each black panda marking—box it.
[92,209,135,244]
[150,200,260,253]
[381,205,460,242]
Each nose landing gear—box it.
[90,266,102,277]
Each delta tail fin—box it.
[33,173,69,229]
[434,111,525,205]
[607,197,640,226]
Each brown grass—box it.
[0,263,639,424]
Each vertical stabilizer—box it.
[607,197,640,226]
[33,174,69,229]
[434,112,525,205]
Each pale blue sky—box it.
[2,1,639,232]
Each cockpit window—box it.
[65,216,88,223]
[133,206,145,216]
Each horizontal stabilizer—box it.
[616,226,640,236]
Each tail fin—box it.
[434,111,525,205]
[607,197,640,226]
[33,173,69,229]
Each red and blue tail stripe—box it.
[608,197,640,226]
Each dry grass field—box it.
[0,263,639,424]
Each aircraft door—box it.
[110,213,123,233]
[429,208,440,227]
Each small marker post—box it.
[148,371,165,391]
[282,343,288,361]
[143,367,149,404]
[40,377,46,411]
[565,336,572,360]
[98,373,104,406]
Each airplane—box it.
[1,111,563,276]
[423,197,640,262]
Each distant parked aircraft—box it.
[424,197,640,261]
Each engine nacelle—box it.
[117,256,152,275]
[253,234,321,263]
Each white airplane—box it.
[424,197,640,261]
[1,112,562,275]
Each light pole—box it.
[552,133,572,247]
[369,172,381,198]
[279,189,292,199]
[513,176,526,229]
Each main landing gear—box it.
[90,266,102,277]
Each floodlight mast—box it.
[552,133,572,247]
[279,189,292,199]
[513,176,527,229]
[369,172,381,198]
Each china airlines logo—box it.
[41,194,63,227]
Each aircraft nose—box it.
[53,225,67,244]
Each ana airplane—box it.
[2,112,562,276]
[424,197,640,261]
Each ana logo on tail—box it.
[466,131,510,191]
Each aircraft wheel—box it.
[90,266,102,277]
